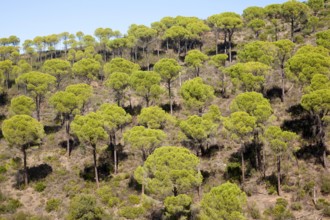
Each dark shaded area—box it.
[265,86,283,101]
[0,93,8,106]
[150,209,164,220]
[201,144,223,158]
[295,144,324,163]
[282,104,315,140]
[59,138,80,155]
[116,143,128,163]
[80,163,111,182]
[124,104,142,116]
[15,163,53,188]
[44,125,62,135]
[128,174,141,192]
[160,102,181,113]
[201,170,212,183]
[265,173,278,189]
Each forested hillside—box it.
[0,0,330,219]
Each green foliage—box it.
[2,115,45,147]
[154,58,181,83]
[134,146,202,199]
[108,197,120,208]
[268,198,294,220]
[130,70,163,106]
[68,194,103,220]
[137,106,170,129]
[49,91,81,115]
[104,72,130,105]
[243,6,265,22]
[180,77,214,112]
[71,112,108,146]
[65,83,93,108]
[316,30,330,49]
[265,126,297,155]
[124,126,166,160]
[247,19,266,38]
[321,174,330,194]
[184,49,208,76]
[72,58,100,82]
[223,111,256,143]
[118,206,146,219]
[34,182,46,192]
[164,194,192,219]
[45,198,61,212]
[285,45,330,85]
[301,89,330,114]
[10,95,36,116]
[103,57,140,78]
[224,62,270,92]
[97,103,131,132]
[200,182,247,220]
[0,193,22,214]
[226,162,241,182]
[274,39,295,65]
[128,195,140,205]
[238,41,277,66]
[42,58,71,87]
[230,92,272,124]
[180,115,218,147]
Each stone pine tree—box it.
[42,59,71,89]
[49,91,81,156]
[200,182,247,220]
[154,58,181,115]
[180,77,215,114]
[137,106,171,129]
[65,83,93,114]
[71,112,108,188]
[16,71,56,121]
[0,59,13,90]
[134,146,202,198]
[9,95,36,116]
[104,72,130,106]
[274,39,295,102]
[2,115,45,186]
[97,103,131,174]
[265,126,297,196]
[72,58,101,83]
[223,111,256,184]
[209,54,228,95]
[124,126,166,162]
[129,71,163,107]
[184,49,208,77]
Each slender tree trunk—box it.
[281,65,285,102]
[92,144,99,188]
[168,81,173,115]
[66,118,70,157]
[263,144,266,178]
[22,146,28,186]
[36,95,40,121]
[277,156,281,196]
[291,19,294,41]
[228,33,233,63]
[214,30,219,54]
[6,72,9,90]
[241,147,245,184]
[113,133,117,174]
[141,183,145,195]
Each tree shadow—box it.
[265,86,282,101]
[128,174,141,192]
[59,138,80,155]
[0,93,8,106]
[124,104,142,116]
[282,104,315,140]
[80,163,112,182]
[201,144,223,158]
[295,144,324,163]
[160,102,181,113]
[14,163,53,188]
[44,125,62,135]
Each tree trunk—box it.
[113,133,118,174]
[92,144,99,188]
[281,65,285,102]
[22,146,28,186]
[228,33,233,63]
[66,118,70,157]
[291,19,294,41]
[168,81,173,115]
[277,156,281,196]
[241,148,245,184]
[215,30,219,55]
[36,95,40,121]
[262,144,266,178]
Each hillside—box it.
[0,0,330,219]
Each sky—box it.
[1,0,289,43]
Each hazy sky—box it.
[1,0,289,42]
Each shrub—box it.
[118,206,146,219]
[323,205,330,217]
[67,194,103,220]
[96,185,112,204]
[0,166,7,174]
[34,182,46,192]
[128,195,140,205]
[316,198,330,210]
[0,198,22,214]
[247,202,261,219]
[290,202,302,211]
[321,174,330,194]
[164,194,192,219]
[45,198,61,212]
[108,197,120,208]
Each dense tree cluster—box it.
[0,0,329,219]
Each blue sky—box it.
[1,0,289,43]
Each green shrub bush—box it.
[34,182,46,192]
[67,194,103,220]
[118,206,145,219]
[45,198,61,212]
[128,195,140,205]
